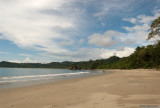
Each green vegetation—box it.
[106,41,160,69]
[147,16,160,40]
[0,61,72,68]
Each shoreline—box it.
[0,69,160,108]
[0,69,106,89]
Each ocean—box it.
[0,68,105,89]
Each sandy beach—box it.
[0,69,160,108]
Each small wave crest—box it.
[0,72,89,80]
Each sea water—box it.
[0,68,105,89]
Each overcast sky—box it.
[0,0,160,63]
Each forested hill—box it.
[0,56,120,69]
[102,41,160,69]
[0,41,160,69]
[0,61,73,68]
[71,41,160,69]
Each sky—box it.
[0,0,160,63]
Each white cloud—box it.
[93,7,109,19]
[101,47,135,58]
[19,54,32,57]
[123,9,160,25]
[88,9,160,57]
[24,57,36,63]
[93,0,135,20]
[123,39,135,45]
[42,47,135,61]
[41,48,102,61]
[0,0,79,54]
[122,24,150,32]
[117,46,125,51]
[60,40,74,46]
[89,10,160,48]
[123,18,137,24]
[88,30,122,47]
[122,9,160,45]
[0,0,159,62]
[9,57,53,63]
[9,57,37,63]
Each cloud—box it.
[122,24,149,32]
[123,9,160,25]
[88,30,122,47]
[42,47,135,61]
[9,57,37,63]
[92,0,136,20]
[0,0,79,54]
[101,47,135,58]
[88,9,160,48]
[89,9,160,51]
[122,9,160,45]
[9,46,135,63]
[116,46,125,51]
[19,54,32,57]
[9,57,53,63]
[60,40,74,46]
[0,0,159,62]
[41,48,103,61]
[123,39,135,45]
[24,57,36,63]
[93,7,109,20]
[123,18,137,24]
[123,11,160,25]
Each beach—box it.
[0,69,160,108]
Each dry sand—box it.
[0,69,160,108]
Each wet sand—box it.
[0,69,160,108]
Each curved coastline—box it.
[0,68,108,89]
